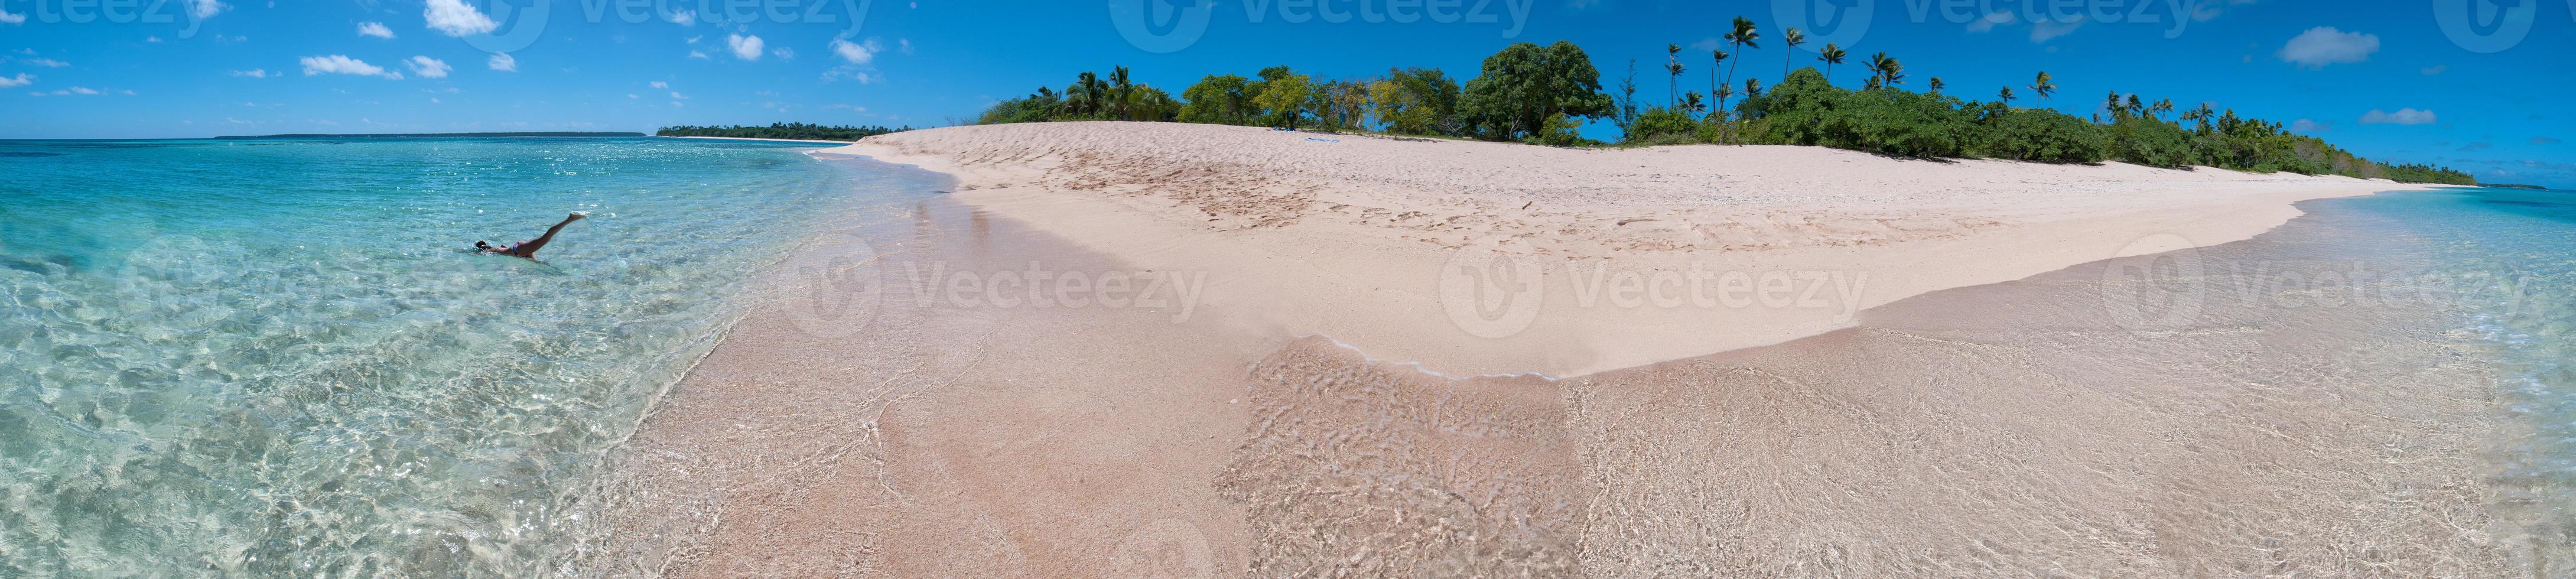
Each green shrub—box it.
[1970,108,2103,163]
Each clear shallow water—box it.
[0,138,923,575]
[2367,188,2576,558]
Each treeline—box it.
[973,27,2473,185]
[979,41,1611,145]
[653,122,909,141]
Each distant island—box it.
[214,132,646,139]
[655,123,910,141]
[2485,183,2552,190]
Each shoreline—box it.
[821,121,2437,377]
[603,126,2517,574]
[661,135,855,144]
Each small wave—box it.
[1290,333,1565,382]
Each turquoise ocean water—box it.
[0,138,933,575]
[3,136,2574,574]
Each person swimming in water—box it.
[476,212,587,258]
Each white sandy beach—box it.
[593,122,2506,576]
[823,121,2430,377]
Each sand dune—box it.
[825,122,2429,377]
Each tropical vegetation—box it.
[655,123,909,141]
[970,25,2473,185]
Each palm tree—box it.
[1681,91,1705,118]
[1865,52,1903,87]
[2184,102,2216,133]
[2104,92,2123,119]
[2151,97,2174,121]
[1067,71,1106,118]
[1745,77,1763,98]
[1108,66,1134,120]
[2028,71,2057,102]
[1814,43,1848,83]
[1713,83,1736,144]
[1722,17,1761,96]
[1780,27,1806,80]
[1928,77,1944,94]
[1666,44,1684,108]
[1710,50,1728,111]
[1999,86,2016,103]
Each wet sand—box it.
[579,131,2516,576]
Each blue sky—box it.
[3,0,2570,187]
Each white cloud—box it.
[230,69,270,78]
[686,35,702,44]
[687,50,710,60]
[671,100,684,108]
[2029,17,2083,43]
[40,86,102,96]
[2419,64,2447,75]
[1965,10,2013,33]
[665,8,695,25]
[186,0,226,19]
[0,73,30,87]
[424,0,499,37]
[726,34,763,61]
[357,21,395,39]
[488,53,516,71]
[146,36,162,43]
[2287,119,2330,133]
[649,80,668,89]
[2279,27,2378,69]
[22,58,66,67]
[830,37,882,64]
[899,38,913,54]
[2360,108,2436,125]
[0,8,25,24]
[627,93,639,99]
[771,47,795,60]
[669,91,687,99]
[301,54,403,79]
[405,56,451,79]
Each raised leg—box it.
[507,212,586,257]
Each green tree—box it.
[1372,67,1463,135]
[1865,52,1904,87]
[1665,44,1685,108]
[2028,71,2057,102]
[1253,72,1314,129]
[1177,74,1255,125]
[1780,27,1807,80]
[1459,40,1614,141]
[1722,17,1762,96]
[1814,43,1848,83]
